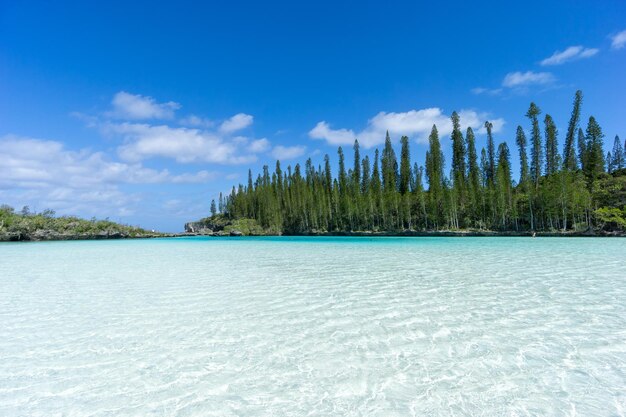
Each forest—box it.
[210,91,626,235]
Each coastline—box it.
[182,229,626,238]
[3,227,624,242]
[0,231,176,242]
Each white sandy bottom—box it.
[1,237,625,416]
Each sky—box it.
[1,0,625,232]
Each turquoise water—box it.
[1,237,625,416]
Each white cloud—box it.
[471,87,503,96]
[104,122,257,164]
[502,71,555,88]
[611,29,626,49]
[0,135,216,217]
[219,113,253,133]
[309,121,356,146]
[93,92,262,165]
[271,145,307,160]
[309,108,504,147]
[249,138,271,153]
[540,45,599,66]
[179,114,214,128]
[170,170,217,183]
[0,135,215,188]
[109,91,180,120]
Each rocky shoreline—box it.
[183,218,625,238]
[0,230,175,242]
[3,223,623,242]
[3,229,623,242]
[184,230,625,238]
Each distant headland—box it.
[0,205,169,242]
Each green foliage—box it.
[399,136,411,195]
[214,91,624,234]
[0,206,157,240]
[594,207,626,231]
[584,116,605,183]
[609,135,624,172]
[515,125,529,186]
[544,114,559,176]
[224,218,267,235]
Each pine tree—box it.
[361,155,371,194]
[607,152,613,173]
[485,121,496,186]
[324,154,332,192]
[372,149,382,193]
[275,161,283,190]
[480,148,489,188]
[451,112,467,192]
[544,114,559,175]
[584,116,605,181]
[353,140,361,186]
[399,136,411,194]
[210,199,217,217]
[466,127,481,220]
[563,90,582,170]
[577,128,586,171]
[371,149,382,228]
[425,125,445,227]
[515,125,529,184]
[610,135,624,171]
[337,147,347,193]
[381,131,398,192]
[495,142,513,228]
[526,102,543,186]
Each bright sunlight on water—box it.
[1,237,625,416]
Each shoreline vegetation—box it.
[184,216,625,237]
[191,90,626,237]
[0,205,171,242]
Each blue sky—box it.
[1,1,625,231]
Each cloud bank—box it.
[309,108,504,148]
[0,135,216,217]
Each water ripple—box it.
[0,237,625,416]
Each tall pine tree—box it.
[584,116,605,181]
[544,114,559,175]
[515,126,529,184]
[610,135,624,171]
[527,102,543,186]
[399,136,411,195]
[425,125,445,227]
[563,90,582,170]
[485,121,496,186]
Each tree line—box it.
[212,90,626,234]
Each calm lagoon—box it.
[1,237,625,416]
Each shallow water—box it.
[1,237,625,416]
